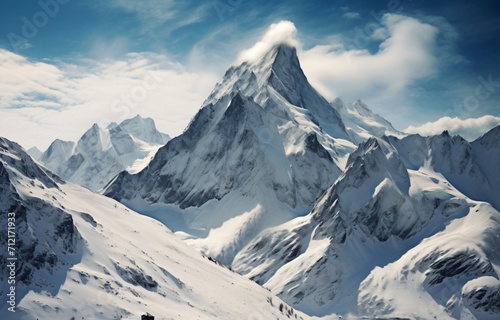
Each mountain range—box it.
[33,115,170,191]
[104,44,403,265]
[1,41,499,320]
[103,43,500,319]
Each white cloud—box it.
[298,14,439,103]
[107,0,177,25]
[236,20,299,64]
[343,12,361,19]
[404,115,500,141]
[0,49,218,150]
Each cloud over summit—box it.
[236,20,299,64]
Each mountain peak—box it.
[255,43,299,68]
[473,123,500,143]
[27,146,43,160]
[273,42,298,62]
[202,37,350,141]
[38,115,170,191]
[123,114,149,125]
[440,130,451,137]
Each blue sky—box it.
[1,0,499,149]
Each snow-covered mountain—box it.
[39,115,170,191]
[232,129,500,319]
[387,126,500,211]
[104,44,364,264]
[101,40,500,320]
[26,146,42,160]
[0,136,308,320]
[330,97,404,144]
[40,139,75,170]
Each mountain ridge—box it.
[233,130,500,318]
[38,115,170,191]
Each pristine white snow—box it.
[0,137,308,320]
[38,115,170,191]
[358,202,500,320]
[232,135,500,319]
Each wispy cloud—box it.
[343,12,361,19]
[104,0,211,32]
[0,49,218,149]
[299,14,440,101]
[404,115,500,141]
[107,0,177,25]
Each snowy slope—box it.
[387,126,500,211]
[104,44,362,265]
[39,115,170,191]
[358,202,500,320]
[330,97,404,144]
[0,136,308,320]
[232,135,500,319]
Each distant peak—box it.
[353,99,367,106]
[121,114,154,126]
[473,123,500,143]
[49,139,74,149]
[330,97,347,110]
[440,130,450,137]
[130,114,145,122]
